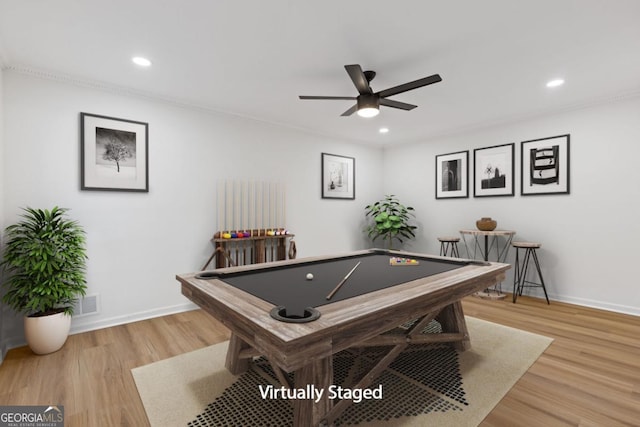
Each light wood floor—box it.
[0,296,638,426]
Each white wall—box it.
[0,71,384,348]
[383,96,640,315]
[0,66,6,362]
[2,69,638,359]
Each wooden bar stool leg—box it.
[519,248,533,297]
[512,247,521,303]
[531,249,550,304]
[439,238,461,258]
[512,242,550,304]
[515,248,531,300]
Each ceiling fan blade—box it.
[340,104,358,116]
[299,95,357,100]
[345,64,373,95]
[377,74,442,98]
[379,98,417,111]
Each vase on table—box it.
[476,217,497,231]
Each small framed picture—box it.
[80,113,149,192]
[435,150,469,199]
[521,134,570,196]
[473,143,515,197]
[321,153,355,199]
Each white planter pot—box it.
[24,311,72,355]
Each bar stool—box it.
[512,241,550,304]
[438,237,460,258]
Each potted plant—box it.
[364,195,417,249]
[1,207,87,354]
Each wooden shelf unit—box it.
[204,229,295,269]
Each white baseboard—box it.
[1,336,26,356]
[509,288,639,317]
[69,302,200,335]
[0,302,200,356]
[549,293,640,317]
[1,294,637,366]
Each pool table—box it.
[177,249,510,426]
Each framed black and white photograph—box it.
[321,153,355,199]
[435,150,469,199]
[81,113,149,192]
[521,134,570,196]
[473,143,515,197]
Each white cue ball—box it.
[306,273,314,280]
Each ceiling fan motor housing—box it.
[363,70,376,82]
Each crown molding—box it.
[5,63,640,149]
[2,63,364,144]
[3,63,212,108]
[387,88,640,148]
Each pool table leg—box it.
[436,301,471,351]
[225,333,250,374]
[293,356,333,427]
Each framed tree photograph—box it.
[80,113,149,192]
[521,134,570,196]
[321,153,355,199]
[473,143,515,197]
[435,150,469,199]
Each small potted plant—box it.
[1,207,87,354]
[364,195,417,249]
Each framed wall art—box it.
[473,143,515,197]
[321,153,355,199]
[80,113,149,192]
[521,134,570,195]
[435,150,469,199]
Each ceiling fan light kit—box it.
[299,64,442,117]
[356,95,380,118]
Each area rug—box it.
[132,317,552,426]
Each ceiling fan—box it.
[299,64,442,118]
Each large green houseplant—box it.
[364,195,417,249]
[1,207,87,354]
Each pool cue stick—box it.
[235,180,240,234]
[326,261,361,300]
[250,179,255,235]
[226,180,232,233]
[216,181,224,237]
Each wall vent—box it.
[73,294,99,317]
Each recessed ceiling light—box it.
[546,79,564,88]
[379,127,389,134]
[132,56,152,67]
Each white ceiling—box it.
[1,0,639,146]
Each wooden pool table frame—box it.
[177,249,510,426]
